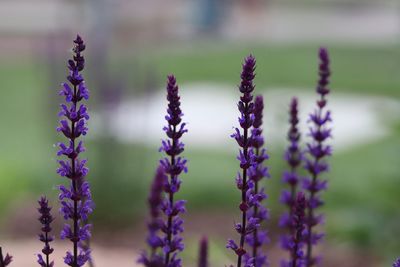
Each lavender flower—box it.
[37,196,54,267]
[0,247,12,267]
[138,166,167,267]
[303,48,332,267]
[57,35,93,267]
[228,55,260,267]
[280,98,302,254]
[281,192,307,267]
[198,236,208,267]
[159,75,188,267]
[244,95,270,267]
[393,258,400,267]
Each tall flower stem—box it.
[304,48,332,267]
[247,95,269,267]
[286,98,301,216]
[280,97,302,261]
[291,192,307,267]
[37,196,54,267]
[239,131,249,267]
[57,35,93,267]
[138,166,167,267]
[237,56,255,267]
[72,95,78,266]
[252,176,259,258]
[160,75,188,267]
[139,76,187,267]
[165,154,175,265]
[227,55,258,267]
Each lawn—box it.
[129,43,400,96]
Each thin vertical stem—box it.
[71,84,78,267]
[237,103,249,267]
[289,165,297,234]
[45,231,50,267]
[305,99,323,267]
[73,180,78,267]
[165,125,176,265]
[252,147,259,264]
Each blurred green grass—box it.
[0,43,399,262]
[130,43,400,96]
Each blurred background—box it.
[0,0,399,266]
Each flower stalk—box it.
[138,166,167,267]
[227,55,259,267]
[159,75,188,267]
[304,47,332,267]
[245,95,270,267]
[290,192,307,267]
[280,97,302,256]
[57,35,94,267]
[37,196,55,267]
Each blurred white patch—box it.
[93,83,400,152]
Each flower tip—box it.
[244,54,256,66]
[156,164,166,175]
[319,47,329,62]
[38,195,47,204]
[255,94,263,103]
[290,97,299,116]
[200,235,208,246]
[74,34,83,43]
[246,53,255,60]
[167,74,176,83]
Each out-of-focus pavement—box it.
[0,0,398,43]
[4,239,140,267]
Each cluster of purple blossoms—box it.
[0,248,12,267]
[138,166,167,267]
[303,48,332,266]
[393,258,400,267]
[140,75,188,267]
[159,75,188,267]
[37,197,55,267]
[281,192,308,267]
[245,95,270,267]
[280,98,303,256]
[227,55,270,267]
[56,35,94,267]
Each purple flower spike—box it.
[393,258,400,267]
[160,75,187,267]
[0,247,12,267]
[57,35,94,267]
[228,55,258,267]
[198,236,208,267]
[280,98,303,255]
[244,95,270,267]
[37,196,55,267]
[281,192,307,267]
[304,47,332,267]
[139,166,167,267]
